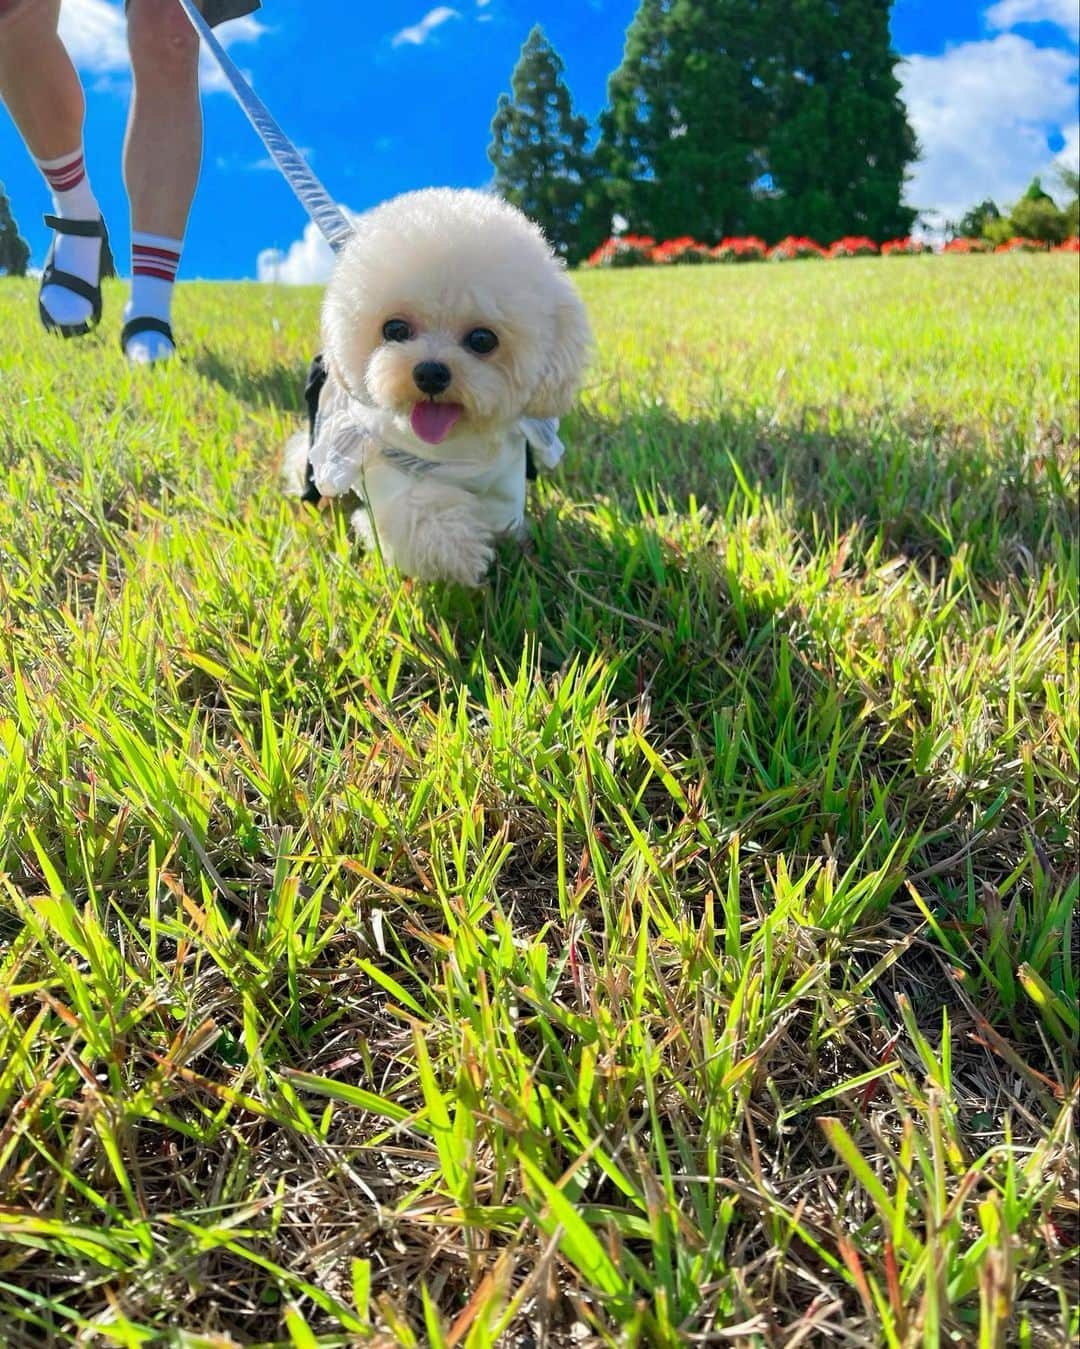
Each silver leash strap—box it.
[174,0,354,253]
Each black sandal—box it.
[120,316,175,356]
[38,213,113,338]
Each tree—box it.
[973,177,1073,245]
[0,181,30,277]
[598,0,917,245]
[1022,176,1053,203]
[1008,191,1070,244]
[488,26,596,264]
[755,0,918,242]
[1058,165,1079,237]
[955,199,1001,239]
[597,0,768,244]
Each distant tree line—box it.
[489,1,918,264]
[0,181,30,277]
[953,173,1079,248]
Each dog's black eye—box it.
[464,327,498,355]
[382,318,413,343]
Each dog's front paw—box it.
[437,534,495,587]
[371,510,496,585]
[401,497,498,585]
[364,489,499,586]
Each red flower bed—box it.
[828,235,879,258]
[769,235,827,261]
[584,234,656,268]
[711,236,768,263]
[943,237,992,254]
[994,237,1050,253]
[881,237,932,256]
[580,228,1075,268]
[652,235,712,264]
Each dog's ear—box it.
[524,280,593,418]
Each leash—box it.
[175,0,354,253]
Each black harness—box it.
[301,353,329,504]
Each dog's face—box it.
[321,189,592,450]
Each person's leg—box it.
[122,0,202,362]
[0,0,79,157]
[0,0,106,331]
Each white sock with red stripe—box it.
[123,232,182,364]
[36,147,102,330]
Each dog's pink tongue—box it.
[410,401,463,445]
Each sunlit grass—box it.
[0,255,1077,1346]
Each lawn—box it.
[0,255,1077,1347]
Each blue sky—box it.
[1,0,1077,280]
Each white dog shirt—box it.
[309,402,564,539]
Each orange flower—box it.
[942,237,991,254]
[712,236,767,262]
[768,235,827,260]
[994,237,1050,253]
[881,237,931,256]
[827,235,879,258]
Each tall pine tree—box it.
[599,0,917,244]
[0,181,30,277]
[759,0,917,242]
[598,0,769,243]
[488,26,595,263]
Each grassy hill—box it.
[0,256,1077,1346]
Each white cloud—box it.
[985,0,1080,40]
[900,33,1078,221]
[57,0,128,72]
[216,14,267,45]
[257,209,360,285]
[215,149,314,174]
[200,14,269,94]
[56,0,267,93]
[391,7,459,47]
[1057,121,1080,172]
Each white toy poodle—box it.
[283,187,593,586]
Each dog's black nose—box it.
[413,361,452,396]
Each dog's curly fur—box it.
[283,188,592,585]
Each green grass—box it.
[0,254,1077,1347]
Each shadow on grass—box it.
[348,401,1074,1033]
[184,386,1073,1005]
[192,345,1078,574]
[563,404,1078,575]
[194,349,310,414]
